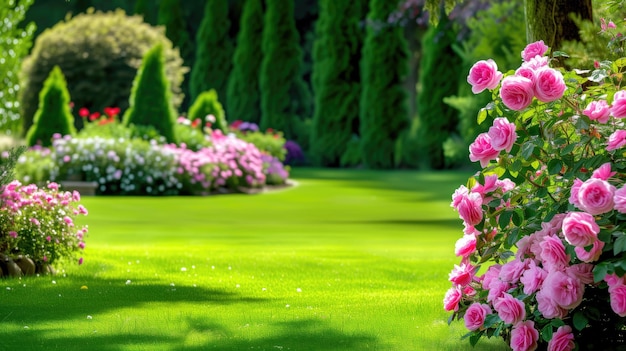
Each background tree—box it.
[26,66,76,147]
[310,0,367,167]
[0,0,35,135]
[123,44,177,143]
[525,0,592,51]
[187,89,228,133]
[189,0,233,107]
[259,0,312,146]
[226,0,264,124]
[359,0,410,169]
[416,14,462,169]
[134,0,154,25]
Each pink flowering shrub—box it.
[447,37,626,350]
[0,180,87,267]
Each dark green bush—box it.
[416,15,462,169]
[123,44,178,144]
[226,0,264,124]
[25,66,77,147]
[309,0,367,167]
[359,0,410,169]
[259,0,312,145]
[189,0,233,106]
[187,89,228,133]
[19,8,187,134]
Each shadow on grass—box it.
[174,319,380,351]
[2,276,268,323]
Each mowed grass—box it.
[0,168,508,351]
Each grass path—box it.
[0,168,508,350]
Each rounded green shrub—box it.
[25,66,77,147]
[19,8,187,134]
[123,43,178,144]
[187,89,228,133]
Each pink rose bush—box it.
[446,38,626,350]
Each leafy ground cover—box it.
[0,168,507,350]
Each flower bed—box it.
[446,36,626,350]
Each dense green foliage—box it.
[133,0,153,24]
[309,0,367,167]
[0,0,35,135]
[19,9,186,134]
[260,0,312,146]
[444,1,526,168]
[359,0,410,169]
[226,0,264,124]
[416,16,462,169]
[189,0,233,106]
[25,66,77,147]
[187,89,228,133]
[123,44,177,143]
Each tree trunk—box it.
[524,0,592,50]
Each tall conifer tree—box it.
[310,0,367,166]
[359,0,409,169]
[189,0,232,106]
[259,0,311,143]
[226,0,264,124]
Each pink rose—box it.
[451,185,469,208]
[605,273,624,288]
[449,262,476,287]
[499,259,528,283]
[455,191,483,226]
[566,263,594,285]
[583,100,611,123]
[610,284,626,317]
[562,211,600,247]
[540,235,570,271]
[443,287,462,311]
[611,90,626,118]
[568,178,583,208]
[510,320,539,351]
[520,261,547,295]
[500,75,535,111]
[543,270,584,309]
[547,325,575,351]
[574,238,604,262]
[469,133,499,168]
[614,186,626,213]
[536,290,567,319]
[515,66,536,83]
[487,279,509,303]
[592,162,616,180]
[493,293,526,325]
[488,117,517,152]
[481,264,502,290]
[576,178,615,215]
[522,40,549,61]
[467,59,503,94]
[455,234,476,257]
[464,303,492,331]
[534,68,566,103]
[607,130,626,151]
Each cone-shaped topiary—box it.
[259,0,312,143]
[187,89,228,133]
[19,9,187,134]
[189,0,232,106]
[226,0,264,124]
[310,0,367,167]
[26,66,77,147]
[123,43,177,143]
[359,0,410,169]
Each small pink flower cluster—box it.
[166,130,266,194]
[468,40,566,111]
[0,180,88,265]
[469,117,517,168]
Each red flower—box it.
[89,112,101,121]
[231,120,243,129]
[103,107,120,118]
[266,128,274,134]
[78,108,90,118]
[191,118,201,128]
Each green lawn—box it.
[0,168,508,351]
